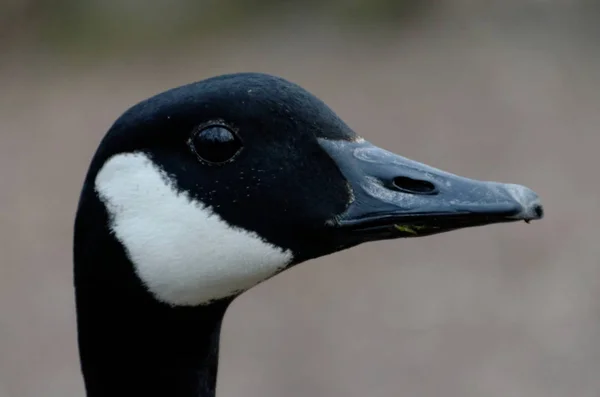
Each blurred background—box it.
[1,1,599,396]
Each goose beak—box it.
[318,138,543,241]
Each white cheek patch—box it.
[94,152,293,306]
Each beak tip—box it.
[505,184,544,222]
[521,202,544,223]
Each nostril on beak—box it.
[392,176,437,195]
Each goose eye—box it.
[190,125,242,164]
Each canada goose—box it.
[74,72,543,397]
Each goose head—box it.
[74,72,543,396]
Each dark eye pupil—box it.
[191,126,241,164]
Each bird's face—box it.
[82,73,543,307]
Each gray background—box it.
[1,1,599,396]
